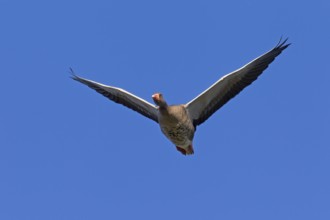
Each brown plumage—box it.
[152,93,195,155]
[72,38,290,155]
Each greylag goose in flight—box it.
[72,38,290,155]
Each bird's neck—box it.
[158,101,168,109]
[159,105,169,114]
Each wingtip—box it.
[69,67,80,81]
[275,37,291,50]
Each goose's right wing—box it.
[71,70,158,123]
[185,38,290,127]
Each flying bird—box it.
[72,38,290,155]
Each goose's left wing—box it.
[71,70,158,123]
[185,38,290,127]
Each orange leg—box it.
[176,145,194,155]
[176,146,187,155]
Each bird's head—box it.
[152,93,167,108]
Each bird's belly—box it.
[160,123,194,147]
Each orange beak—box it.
[152,93,159,101]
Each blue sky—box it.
[1,0,329,219]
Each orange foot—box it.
[176,144,194,155]
[176,146,187,155]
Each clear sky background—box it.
[1,1,329,219]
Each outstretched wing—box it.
[185,38,290,127]
[71,70,158,123]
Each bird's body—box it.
[157,105,195,155]
[72,38,290,155]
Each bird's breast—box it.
[160,122,194,147]
[157,105,195,147]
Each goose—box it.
[72,38,290,155]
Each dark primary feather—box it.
[71,69,159,123]
[189,38,290,127]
